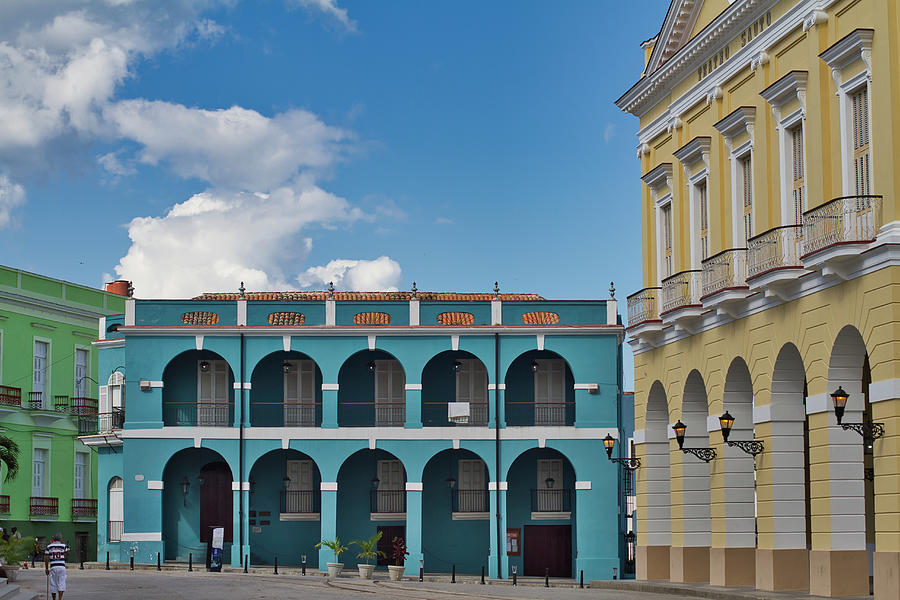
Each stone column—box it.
[405,483,423,576]
[404,385,422,429]
[321,385,339,429]
[488,482,508,579]
[319,483,338,568]
[873,395,900,600]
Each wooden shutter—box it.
[198,362,213,403]
[108,478,123,521]
[213,361,228,404]
[99,385,110,414]
[299,360,314,404]
[791,125,805,225]
[33,448,47,496]
[662,203,673,277]
[742,158,752,241]
[75,349,88,397]
[698,181,709,258]
[456,362,472,403]
[284,361,300,404]
[74,453,87,499]
[852,88,871,197]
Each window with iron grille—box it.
[741,157,752,241]
[791,125,805,225]
[662,203,673,278]
[698,181,709,259]
[851,88,870,197]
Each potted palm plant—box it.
[0,536,34,582]
[314,538,348,578]
[388,536,408,581]
[351,531,384,579]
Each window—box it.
[458,459,486,512]
[374,360,405,427]
[74,452,88,499]
[197,360,229,426]
[662,203,673,278]
[851,88,870,196]
[74,349,88,397]
[698,181,710,259]
[33,341,49,407]
[741,157,752,242]
[376,459,404,513]
[108,477,123,542]
[791,125,805,225]
[284,459,315,512]
[284,360,315,426]
[33,448,48,497]
[533,359,565,426]
[455,360,488,425]
[536,459,563,511]
[99,371,125,432]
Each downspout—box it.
[239,333,245,563]
[494,332,501,579]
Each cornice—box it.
[819,28,874,71]
[641,163,674,191]
[714,106,756,152]
[672,136,711,169]
[760,70,808,120]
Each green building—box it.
[0,265,126,561]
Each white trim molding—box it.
[231,481,241,492]
[404,383,423,391]
[121,532,162,542]
[820,28,874,85]
[232,382,251,390]
[753,403,772,424]
[632,429,645,444]
[321,383,339,391]
[320,482,338,491]
[487,383,506,391]
[869,379,900,403]
[805,393,830,415]
[488,481,508,492]
[575,481,592,491]
[574,383,599,393]
[405,482,423,492]
[146,480,163,490]
[194,335,203,350]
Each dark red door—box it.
[377,526,405,567]
[200,461,232,542]
[523,525,571,577]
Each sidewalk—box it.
[589,580,871,600]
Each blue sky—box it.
[0,0,669,386]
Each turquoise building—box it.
[82,286,631,580]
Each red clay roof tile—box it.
[194,291,545,302]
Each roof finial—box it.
[411,281,418,299]
[327,281,335,299]
[609,281,616,299]
[493,281,500,299]
[126,282,134,298]
[239,281,246,299]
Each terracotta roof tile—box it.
[521,311,560,325]
[353,312,391,325]
[436,312,475,325]
[181,311,219,325]
[194,291,545,302]
[267,312,306,326]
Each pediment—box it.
[645,0,729,75]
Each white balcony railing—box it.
[627,287,661,327]
[747,225,803,279]
[701,248,747,298]
[802,195,883,257]
[661,270,702,314]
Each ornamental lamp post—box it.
[718,412,764,456]
[602,433,640,470]
[830,386,885,446]
[831,386,849,425]
[718,411,735,442]
[180,477,190,506]
[672,420,687,450]
[672,419,716,462]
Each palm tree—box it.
[0,435,19,483]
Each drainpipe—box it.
[494,332,501,579]
[239,333,245,564]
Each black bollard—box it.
[31,555,35,568]
[106,552,110,571]
[419,565,423,582]
[481,566,485,585]
[244,556,248,573]
[130,556,134,571]
[512,569,517,586]
[189,553,193,572]
[80,559,84,570]
[157,552,161,571]
[451,564,456,583]
[301,555,306,576]
[580,570,584,588]
[274,554,278,575]
[545,567,549,588]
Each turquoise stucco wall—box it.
[249,351,322,427]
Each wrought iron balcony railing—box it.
[370,489,405,514]
[374,402,406,427]
[530,489,572,513]
[30,496,59,516]
[802,194,883,257]
[164,402,233,426]
[72,498,98,518]
[0,385,21,407]
[660,270,702,314]
[284,403,317,427]
[701,248,748,298]
[747,225,803,279]
[452,489,489,513]
[71,397,98,416]
[26,392,44,410]
[280,490,320,514]
[54,395,70,413]
[627,287,661,328]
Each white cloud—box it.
[297,256,402,291]
[435,216,454,225]
[291,0,356,32]
[97,150,136,176]
[0,175,26,228]
[603,123,615,144]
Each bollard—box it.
[512,569,517,586]
[274,554,278,575]
[80,559,84,570]
[545,567,550,588]
[188,553,193,572]
[31,555,35,569]
[580,570,584,588]
[106,552,110,571]
[301,555,306,576]
[481,565,485,585]
[130,556,134,571]
[419,565,423,582]
[244,556,248,574]
[157,552,161,571]
[451,564,456,583]
[613,567,618,580]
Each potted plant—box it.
[0,536,35,582]
[314,538,348,578]
[351,531,384,579]
[388,536,408,581]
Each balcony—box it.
[0,495,9,514]
[747,225,807,293]
[626,287,663,340]
[279,490,320,520]
[26,391,44,410]
[530,488,572,519]
[451,489,489,519]
[660,270,704,327]
[24,392,68,426]
[370,489,405,519]
[374,402,406,427]
[79,409,125,435]
[0,386,21,417]
[164,402,234,426]
[700,248,751,314]
[70,397,99,416]
[30,496,59,518]
[72,498,97,520]
[505,400,573,427]
[802,195,883,270]
[53,395,70,413]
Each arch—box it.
[107,476,123,543]
[720,358,755,549]
[421,448,490,573]
[765,343,808,551]
[421,350,489,427]
[505,447,577,577]
[162,350,235,426]
[338,349,406,427]
[643,381,671,547]
[247,449,322,565]
[504,350,575,426]
[681,370,711,548]
[162,447,233,561]
[249,350,323,427]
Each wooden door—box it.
[376,525,405,567]
[199,462,232,542]
[523,525,571,577]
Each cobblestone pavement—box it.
[11,569,694,600]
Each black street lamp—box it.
[718,411,764,456]
[672,420,716,462]
[530,360,539,374]
[370,476,380,490]
[830,387,884,447]
[453,361,463,373]
[602,434,640,470]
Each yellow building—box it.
[616,0,898,597]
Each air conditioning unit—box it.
[139,380,151,391]
[448,402,470,424]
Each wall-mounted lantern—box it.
[199,361,210,373]
[370,476,380,490]
[544,477,555,489]
[282,362,292,374]
[367,361,376,374]
[452,361,463,373]
[282,476,291,491]
[718,411,764,456]
[530,360,540,374]
[446,477,456,489]
[602,434,640,470]
[831,387,884,450]
[672,420,716,462]
[180,476,190,506]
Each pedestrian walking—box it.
[44,533,70,600]
[10,527,20,540]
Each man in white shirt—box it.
[44,533,69,600]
